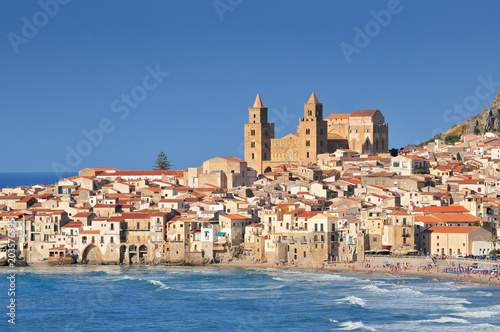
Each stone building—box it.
[244,93,389,175]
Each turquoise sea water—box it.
[1,266,500,331]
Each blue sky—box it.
[2,0,500,172]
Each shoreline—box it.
[215,259,500,287]
[9,259,500,287]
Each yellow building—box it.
[244,93,389,175]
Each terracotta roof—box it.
[425,226,481,234]
[80,230,100,234]
[328,133,347,140]
[62,221,83,228]
[73,212,93,218]
[221,214,251,220]
[326,113,350,120]
[415,215,441,224]
[296,211,323,219]
[431,213,485,223]
[411,206,469,213]
[221,157,245,163]
[350,110,378,117]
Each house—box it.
[390,155,430,176]
[422,226,491,256]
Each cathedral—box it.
[244,93,388,174]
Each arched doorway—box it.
[139,245,147,262]
[81,244,102,264]
[119,245,127,264]
[129,245,137,263]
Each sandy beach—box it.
[215,258,500,287]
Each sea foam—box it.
[337,296,367,308]
[338,321,376,331]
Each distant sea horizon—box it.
[0,172,78,189]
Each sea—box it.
[0,266,499,331]
[0,172,78,189]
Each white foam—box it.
[418,316,470,324]
[361,284,391,294]
[272,276,292,282]
[440,303,467,312]
[337,296,367,308]
[473,323,500,331]
[179,285,284,292]
[338,321,376,331]
[458,310,498,318]
[148,279,171,290]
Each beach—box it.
[216,257,500,287]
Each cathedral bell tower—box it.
[297,92,328,164]
[244,94,275,174]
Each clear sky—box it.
[2,0,500,173]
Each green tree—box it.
[152,151,172,170]
[487,235,500,251]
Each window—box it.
[137,222,140,229]
[393,162,400,167]
[306,129,310,135]
[251,130,255,136]
[306,140,310,147]
[252,153,255,159]
[308,110,312,116]
[320,224,324,232]
[251,142,255,148]
[110,237,114,243]
[110,223,114,230]
[307,152,310,158]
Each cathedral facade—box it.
[244,93,388,174]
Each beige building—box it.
[422,226,491,256]
[186,157,248,189]
[244,93,389,175]
[327,110,389,154]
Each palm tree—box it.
[487,235,500,251]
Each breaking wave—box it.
[337,296,367,308]
[338,321,376,331]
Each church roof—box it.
[307,92,320,104]
[350,110,379,117]
[328,133,347,140]
[326,113,350,120]
[253,94,264,108]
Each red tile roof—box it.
[411,206,469,213]
[425,226,480,234]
